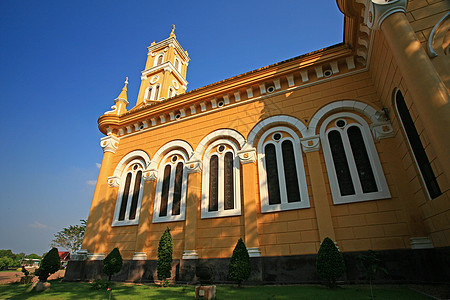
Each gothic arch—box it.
[308,100,380,136]
[112,150,151,178]
[149,140,193,170]
[247,115,307,147]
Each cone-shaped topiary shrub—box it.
[103,248,123,281]
[228,238,251,287]
[316,237,345,288]
[35,247,61,282]
[157,227,173,285]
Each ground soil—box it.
[0,268,65,284]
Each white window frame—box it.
[320,112,390,204]
[201,139,241,219]
[112,159,145,226]
[145,86,153,101]
[257,126,310,213]
[153,150,188,223]
[154,53,164,67]
[174,57,182,72]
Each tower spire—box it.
[105,77,129,116]
[116,77,128,102]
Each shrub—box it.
[359,250,388,300]
[91,278,114,290]
[228,238,251,287]
[103,248,123,281]
[316,237,345,288]
[157,227,173,285]
[35,248,61,282]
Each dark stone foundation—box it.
[65,247,450,284]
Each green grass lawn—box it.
[0,281,432,299]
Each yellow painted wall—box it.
[84,1,450,260]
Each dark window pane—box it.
[347,126,378,193]
[328,131,355,196]
[157,55,163,65]
[175,59,179,70]
[160,165,171,217]
[154,85,160,100]
[119,173,132,221]
[209,156,219,211]
[265,144,281,205]
[396,92,441,198]
[172,162,183,216]
[224,152,234,210]
[129,171,142,220]
[282,141,301,202]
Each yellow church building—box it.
[66,0,450,283]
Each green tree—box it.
[25,253,41,260]
[157,227,173,285]
[50,220,87,254]
[0,257,14,270]
[103,248,123,281]
[228,238,251,287]
[316,237,345,288]
[35,248,61,282]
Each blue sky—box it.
[0,1,343,255]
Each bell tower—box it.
[135,25,190,107]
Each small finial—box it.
[172,24,176,31]
[170,24,176,37]
[125,77,128,84]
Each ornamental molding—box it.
[362,0,408,30]
[107,176,120,187]
[371,122,395,140]
[143,169,158,181]
[141,61,188,86]
[100,136,119,153]
[300,135,321,152]
[237,148,257,164]
[147,36,190,62]
[186,160,202,173]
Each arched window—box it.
[201,139,241,218]
[154,84,160,100]
[145,86,152,101]
[174,58,180,72]
[395,90,441,199]
[257,126,310,213]
[112,159,145,226]
[320,112,390,204]
[153,150,188,222]
[154,53,164,66]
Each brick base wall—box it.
[65,247,450,284]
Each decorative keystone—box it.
[300,136,321,153]
[186,160,202,173]
[107,176,120,187]
[237,148,257,164]
[364,0,408,30]
[100,136,119,153]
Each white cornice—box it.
[141,61,188,86]
[147,36,190,62]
